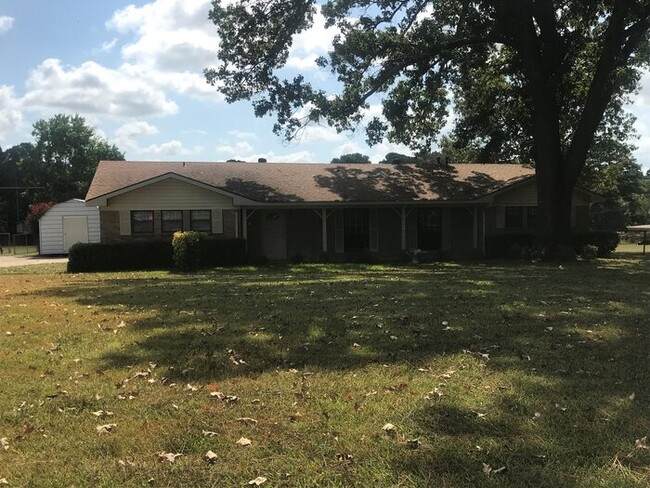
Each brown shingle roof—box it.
[86,161,535,204]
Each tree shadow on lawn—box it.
[25,259,650,486]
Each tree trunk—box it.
[535,157,575,258]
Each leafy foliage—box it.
[330,152,371,164]
[19,114,124,203]
[206,0,650,252]
[25,201,54,232]
[172,231,205,271]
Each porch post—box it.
[482,208,486,257]
[401,207,407,251]
[242,209,248,241]
[321,208,328,253]
[473,208,478,249]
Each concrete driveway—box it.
[0,255,68,268]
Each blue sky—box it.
[1,0,649,171]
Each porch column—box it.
[321,208,328,253]
[482,208,487,257]
[473,208,478,249]
[242,209,248,241]
[401,207,407,251]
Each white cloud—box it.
[143,140,186,155]
[286,7,337,70]
[108,0,218,71]
[22,58,178,117]
[100,38,118,53]
[252,150,314,163]
[0,85,23,142]
[0,16,14,34]
[216,140,254,157]
[228,130,258,140]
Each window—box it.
[131,210,154,234]
[190,210,211,232]
[417,208,442,250]
[161,210,183,233]
[526,207,537,228]
[344,209,369,252]
[505,206,523,228]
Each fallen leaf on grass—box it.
[204,450,218,464]
[158,452,182,463]
[336,453,354,463]
[382,423,397,437]
[118,459,136,468]
[91,410,114,418]
[237,437,252,447]
[0,478,8,485]
[96,423,117,434]
[184,384,199,393]
[629,392,635,401]
[248,477,267,486]
[237,417,258,426]
[289,411,303,422]
[1,438,9,450]
[482,463,506,476]
[406,438,421,449]
[635,436,648,449]
[202,430,219,437]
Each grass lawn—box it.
[1,257,649,487]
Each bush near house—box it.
[67,241,173,272]
[486,231,619,259]
[172,231,204,271]
[67,238,247,272]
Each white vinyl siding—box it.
[107,178,233,209]
[38,199,100,255]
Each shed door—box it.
[63,216,89,252]
[261,210,286,260]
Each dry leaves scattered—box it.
[248,476,267,486]
[237,417,258,426]
[237,437,252,447]
[158,452,182,463]
[96,424,117,434]
[204,450,218,464]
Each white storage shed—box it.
[39,199,100,255]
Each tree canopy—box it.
[330,152,371,163]
[206,0,650,254]
[20,114,124,203]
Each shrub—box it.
[581,244,598,260]
[172,231,204,271]
[197,238,247,267]
[571,231,619,257]
[485,233,536,258]
[68,241,173,272]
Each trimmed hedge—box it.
[67,241,173,272]
[172,231,203,271]
[67,238,247,272]
[485,231,619,259]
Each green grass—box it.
[1,258,649,487]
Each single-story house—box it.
[85,161,598,261]
[39,199,100,255]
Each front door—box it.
[63,216,89,252]
[261,210,286,260]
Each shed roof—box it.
[86,160,535,204]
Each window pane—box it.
[131,211,154,234]
[190,210,211,232]
[162,210,183,233]
[505,206,523,228]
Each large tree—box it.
[20,114,124,203]
[205,0,650,255]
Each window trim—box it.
[130,210,154,235]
